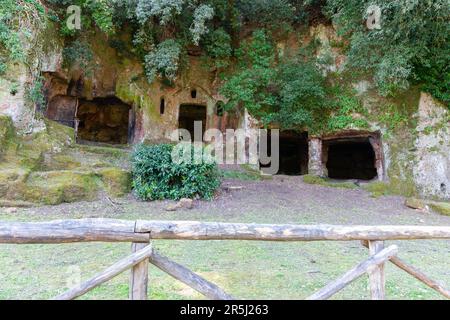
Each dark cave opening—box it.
[178,104,207,141]
[325,138,377,180]
[160,98,165,115]
[260,131,309,175]
[77,97,132,145]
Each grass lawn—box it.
[0,177,449,300]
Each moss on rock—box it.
[41,154,82,171]
[0,168,31,198]
[97,167,131,197]
[0,199,34,208]
[0,121,132,205]
[6,119,76,171]
[1,165,131,204]
[303,174,326,185]
[404,197,426,210]
[19,171,99,205]
[428,202,450,216]
[75,144,128,158]
[363,181,392,198]
[0,115,15,155]
[303,175,358,189]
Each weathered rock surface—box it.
[0,117,132,205]
[413,93,450,200]
[428,202,450,216]
[0,115,14,152]
[404,198,426,210]
[1,20,449,205]
[97,167,132,198]
[165,198,194,211]
[179,198,194,209]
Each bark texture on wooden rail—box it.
[149,250,235,300]
[306,245,398,300]
[53,244,153,300]
[136,220,450,241]
[1,219,450,243]
[0,219,149,243]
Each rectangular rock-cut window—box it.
[178,104,207,141]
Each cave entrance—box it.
[76,97,132,145]
[260,131,309,175]
[324,137,378,180]
[178,104,207,141]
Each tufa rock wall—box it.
[413,93,449,200]
[0,23,449,202]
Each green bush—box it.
[131,144,221,200]
[144,39,182,83]
[220,29,328,131]
[203,28,232,70]
[237,0,295,32]
[0,0,46,74]
[326,0,449,104]
[62,40,94,73]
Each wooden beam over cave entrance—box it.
[308,131,384,181]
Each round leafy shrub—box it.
[131,144,221,200]
[144,39,182,83]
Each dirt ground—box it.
[1,176,449,300]
[9,175,450,226]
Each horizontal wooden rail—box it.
[0,219,148,243]
[1,219,450,243]
[136,221,450,241]
[1,219,448,300]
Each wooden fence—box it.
[0,219,449,300]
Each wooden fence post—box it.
[367,240,385,300]
[129,241,150,300]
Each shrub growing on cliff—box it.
[47,0,115,36]
[221,30,327,130]
[237,0,295,32]
[62,40,94,72]
[0,0,46,74]
[203,28,232,70]
[131,144,221,200]
[326,0,449,105]
[190,4,215,45]
[144,39,182,83]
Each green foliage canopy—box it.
[0,0,45,74]
[2,0,448,121]
[221,30,328,131]
[326,0,450,104]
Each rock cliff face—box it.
[413,93,449,200]
[38,30,241,145]
[0,22,448,203]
